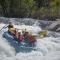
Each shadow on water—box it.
[3,32,33,53]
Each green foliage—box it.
[0,0,60,20]
[40,7,48,14]
[49,0,60,18]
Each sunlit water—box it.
[0,18,60,60]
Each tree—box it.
[0,0,7,16]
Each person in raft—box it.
[7,21,16,35]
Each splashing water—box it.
[0,18,60,60]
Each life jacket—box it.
[8,28,15,34]
[18,34,24,42]
[23,32,30,43]
[28,35,36,43]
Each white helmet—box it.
[18,30,22,34]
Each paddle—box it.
[0,24,8,32]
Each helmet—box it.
[18,30,22,34]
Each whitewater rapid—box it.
[0,23,60,60]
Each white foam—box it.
[0,23,60,60]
